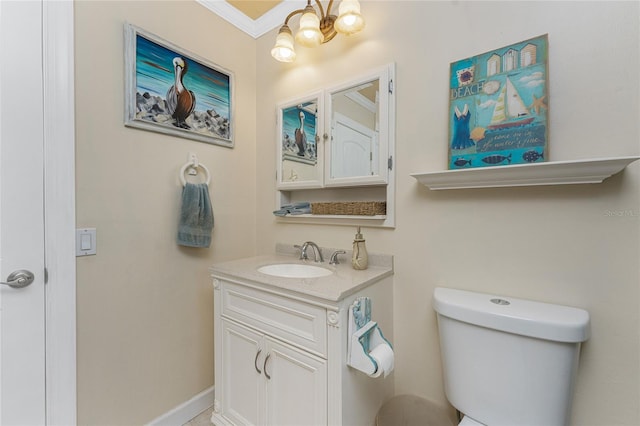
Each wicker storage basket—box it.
[311,201,386,216]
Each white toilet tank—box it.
[433,287,590,426]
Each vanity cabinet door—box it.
[219,319,327,426]
[220,319,264,426]
[264,336,327,426]
[215,280,328,425]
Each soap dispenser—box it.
[351,226,368,270]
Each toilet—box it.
[433,287,590,426]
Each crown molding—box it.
[197,0,306,39]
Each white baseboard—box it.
[148,386,214,426]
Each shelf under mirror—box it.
[275,186,394,228]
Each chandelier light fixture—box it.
[271,0,365,63]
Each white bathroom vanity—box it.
[210,245,394,426]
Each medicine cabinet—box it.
[275,63,396,227]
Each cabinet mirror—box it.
[277,92,323,189]
[276,63,395,191]
[325,64,393,187]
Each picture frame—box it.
[448,34,548,169]
[124,23,234,148]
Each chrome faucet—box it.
[329,250,346,265]
[298,241,324,263]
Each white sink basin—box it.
[257,263,333,279]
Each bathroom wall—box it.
[72,1,638,424]
[74,2,256,424]
[255,2,639,425]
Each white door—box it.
[0,1,47,424]
[330,112,377,179]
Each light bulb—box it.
[335,0,365,35]
[295,5,323,47]
[271,25,296,62]
[341,15,356,26]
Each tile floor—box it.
[183,406,213,426]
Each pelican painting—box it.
[279,99,317,165]
[294,111,307,156]
[166,57,196,129]
[128,25,233,145]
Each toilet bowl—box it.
[433,287,590,426]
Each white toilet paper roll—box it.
[369,343,394,378]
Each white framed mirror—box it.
[276,92,324,189]
[324,64,394,187]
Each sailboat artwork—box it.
[448,35,549,169]
[488,77,535,130]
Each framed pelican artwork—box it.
[124,24,234,147]
[448,34,548,169]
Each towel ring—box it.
[180,162,211,187]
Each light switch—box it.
[76,228,97,256]
[80,233,92,250]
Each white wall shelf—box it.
[410,156,640,190]
[275,213,388,228]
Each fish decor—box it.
[481,154,512,165]
[453,157,473,167]
[448,35,549,169]
[522,150,544,163]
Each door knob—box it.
[0,270,35,289]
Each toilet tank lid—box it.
[433,287,590,343]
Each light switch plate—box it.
[76,228,96,256]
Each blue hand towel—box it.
[272,202,312,216]
[177,183,214,248]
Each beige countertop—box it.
[210,245,393,302]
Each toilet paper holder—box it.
[347,297,393,377]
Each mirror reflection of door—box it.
[330,79,379,179]
[331,112,377,178]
